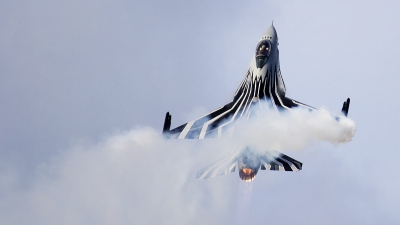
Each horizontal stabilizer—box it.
[196,153,238,179]
[260,150,302,171]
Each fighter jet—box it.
[162,24,350,182]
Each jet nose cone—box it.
[262,24,278,39]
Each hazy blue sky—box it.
[1,1,399,224]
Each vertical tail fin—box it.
[341,98,350,117]
[162,112,172,135]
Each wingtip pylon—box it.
[341,98,350,117]
[162,112,172,136]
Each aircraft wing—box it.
[277,96,351,117]
[276,96,316,110]
[162,74,262,139]
[163,98,317,140]
[161,72,348,139]
[163,97,316,139]
[164,99,249,139]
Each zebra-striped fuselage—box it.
[167,25,313,139]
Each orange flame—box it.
[239,168,256,182]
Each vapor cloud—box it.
[0,127,239,225]
[0,107,356,225]
[232,108,356,152]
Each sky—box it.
[1,0,400,224]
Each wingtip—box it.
[162,112,172,135]
[341,98,351,117]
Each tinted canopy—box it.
[256,40,271,57]
[255,40,271,68]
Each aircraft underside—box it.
[161,24,350,182]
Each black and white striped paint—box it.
[195,148,302,181]
[166,25,314,140]
[164,25,342,181]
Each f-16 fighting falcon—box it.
[162,24,351,182]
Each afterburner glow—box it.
[239,167,256,182]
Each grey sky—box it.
[1,0,399,224]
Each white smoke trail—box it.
[0,108,356,224]
[0,127,238,225]
[232,108,356,152]
[228,107,356,223]
[234,182,254,223]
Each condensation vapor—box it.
[231,108,356,152]
[0,127,239,225]
[0,108,356,225]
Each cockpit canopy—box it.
[256,40,271,57]
[255,40,271,68]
